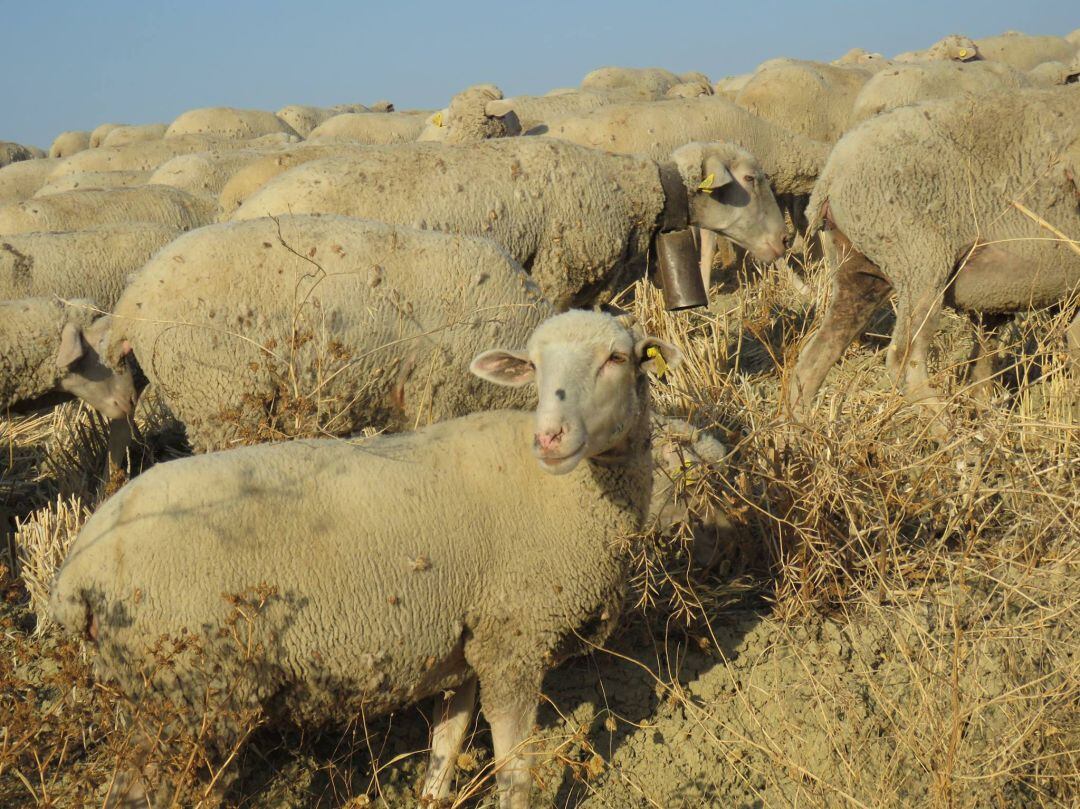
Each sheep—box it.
[0,296,136,420]
[49,309,681,809]
[164,106,300,140]
[488,91,616,134]
[1069,27,1080,46]
[216,143,369,218]
[147,146,288,202]
[0,141,39,168]
[832,48,891,71]
[666,79,715,99]
[894,33,981,63]
[0,224,180,306]
[849,59,1033,125]
[1028,54,1080,86]
[274,103,370,136]
[734,61,872,143]
[0,158,60,206]
[100,123,169,148]
[0,185,216,236]
[975,31,1077,72]
[580,65,682,99]
[713,73,753,100]
[787,87,1080,424]
[35,170,151,196]
[232,138,788,309]
[48,134,237,177]
[48,130,91,159]
[416,84,522,143]
[88,123,124,148]
[536,97,828,197]
[103,214,552,452]
[305,110,432,144]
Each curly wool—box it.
[0,297,95,409]
[108,215,552,451]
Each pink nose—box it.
[535,427,564,451]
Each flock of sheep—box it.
[1,25,1078,809]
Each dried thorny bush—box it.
[0,221,1077,805]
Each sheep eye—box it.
[743,175,756,185]
[607,353,628,365]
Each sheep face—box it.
[471,311,681,475]
[56,317,138,420]
[674,143,787,264]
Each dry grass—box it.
[0,240,1077,806]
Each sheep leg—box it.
[965,312,1012,402]
[892,291,948,428]
[480,681,540,809]
[421,675,477,800]
[787,259,892,418]
[698,228,717,290]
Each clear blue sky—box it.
[2,1,1076,149]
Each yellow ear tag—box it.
[958,48,968,58]
[433,111,444,127]
[646,346,668,378]
[697,173,715,192]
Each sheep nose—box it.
[782,233,793,250]
[535,427,565,451]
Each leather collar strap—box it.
[657,162,690,233]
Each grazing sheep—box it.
[665,80,715,99]
[0,224,179,306]
[48,130,91,159]
[788,87,1080,422]
[0,158,61,206]
[48,134,235,177]
[734,61,872,143]
[495,91,616,133]
[894,33,980,63]
[147,147,287,201]
[306,110,432,144]
[849,60,1033,124]
[100,123,169,147]
[580,65,682,99]
[232,138,788,308]
[216,143,369,218]
[106,215,551,452]
[832,48,891,71]
[34,170,151,196]
[975,31,1077,71]
[416,84,522,143]
[1028,54,1080,86]
[274,103,370,136]
[50,310,681,809]
[165,107,299,140]
[88,123,124,148]
[0,297,136,419]
[0,185,216,236]
[0,141,40,168]
[536,97,828,197]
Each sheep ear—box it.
[56,322,86,369]
[485,99,514,118]
[636,337,682,378]
[470,349,535,387]
[698,159,735,191]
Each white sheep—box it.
[0,224,179,306]
[0,296,135,420]
[0,158,61,206]
[232,138,788,308]
[146,146,288,202]
[415,84,522,143]
[788,87,1080,422]
[580,65,682,99]
[49,310,682,809]
[0,184,216,236]
[48,134,237,177]
[164,106,300,140]
[88,123,124,148]
[974,31,1077,71]
[0,141,41,168]
[275,103,371,136]
[103,215,552,452]
[306,110,432,144]
[894,33,981,63]
[48,130,91,159]
[34,170,151,196]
